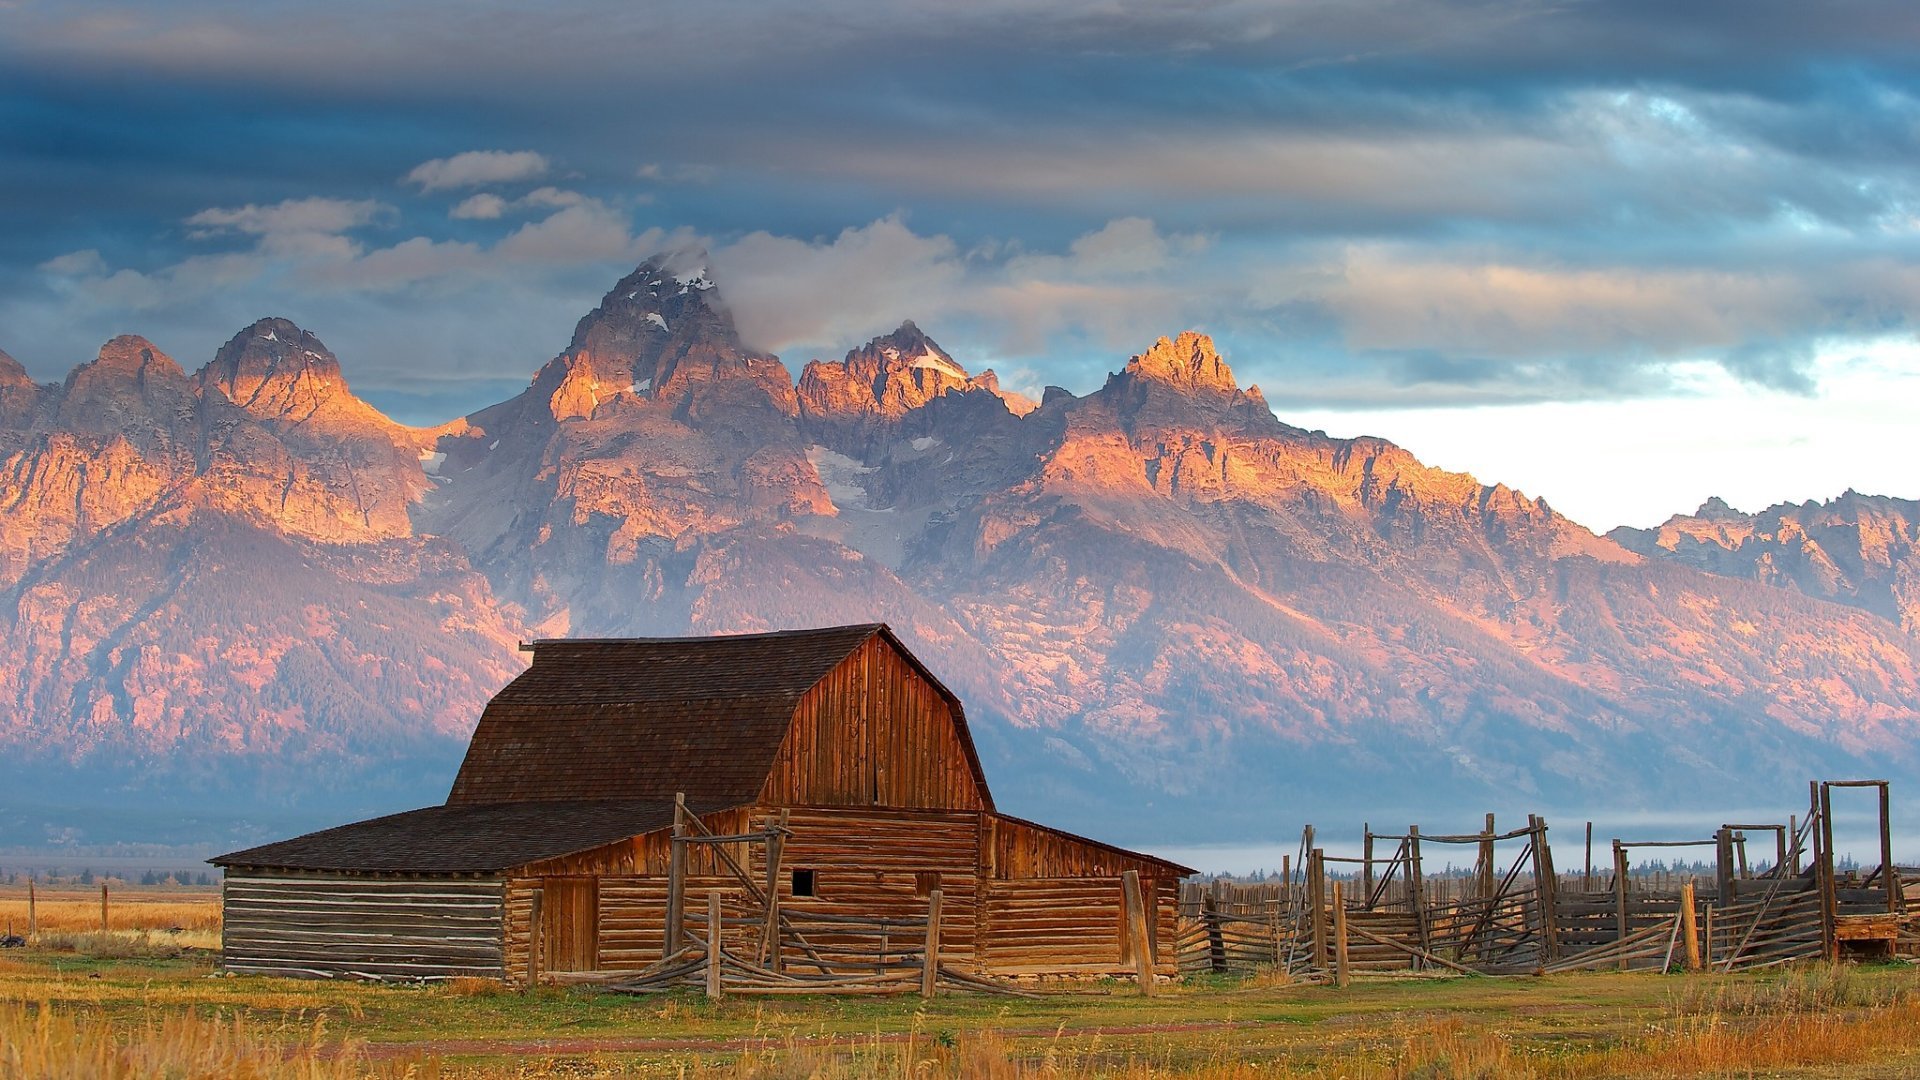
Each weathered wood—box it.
[1715,828,1734,908]
[1819,782,1838,962]
[1879,782,1898,916]
[1308,849,1328,970]
[1613,841,1631,972]
[1533,816,1561,961]
[1362,825,1374,901]
[528,889,544,985]
[706,891,723,999]
[1680,882,1700,971]
[922,888,943,998]
[1331,882,1350,989]
[1123,870,1155,995]
[222,873,508,983]
[1407,827,1430,957]
[667,793,688,954]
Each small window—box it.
[791,869,816,897]
[914,872,941,897]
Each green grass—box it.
[3,945,1918,1077]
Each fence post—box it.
[1613,841,1631,971]
[1202,893,1225,972]
[1533,815,1561,963]
[26,879,35,938]
[667,792,688,955]
[1331,882,1351,989]
[1480,813,1496,901]
[1584,822,1594,891]
[706,891,723,999]
[1362,825,1375,904]
[1880,782,1899,916]
[1122,870,1155,996]
[922,888,943,998]
[1818,782,1838,962]
[100,882,109,933]
[1680,881,1701,971]
[1308,850,1328,971]
[1408,828,1430,958]
[1714,828,1734,905]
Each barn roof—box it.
[445,623,990,807]
[212,798,743,873]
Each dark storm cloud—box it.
[0,0,1916,419]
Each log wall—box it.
[221,873,505,980]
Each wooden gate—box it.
[542,878,599,972]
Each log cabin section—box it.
[213,624,1193,985]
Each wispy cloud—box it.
[405,150,549,192]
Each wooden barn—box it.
[213,624,1194,988]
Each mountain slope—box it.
[1611,494,1920,633]
[0,330,524,842]
[4,258,1919,846]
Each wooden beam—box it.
[1309,849,1328,971]
[1331,882,1350,990]
[1479,813,1496,902]
[1819,781,1838,962]
[706,891,723,1000]
[1879,781,1899,916]
[921,888,943,999]
[1122,870,1155,996]
[666,793,688,954]
[1680,881,1701,972]
[1613,840,1631,972]
[1408,828,1430,958]
[1362,825,1375,904]
[1714,828,1734,906]
[1533,815,1561,962]
[1584,821,1594,892]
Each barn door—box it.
[540,878,599,972]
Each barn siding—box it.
[762,637,986,810]
[221,873,505,980]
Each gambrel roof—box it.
[445,623,992,807]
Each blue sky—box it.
[2,0,1917,529]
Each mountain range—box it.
[3,251,1918,849]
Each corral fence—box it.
[1177,778,1919,983]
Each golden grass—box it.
[0,1000,434,1080]
[0,887,219,935]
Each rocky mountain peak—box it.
[1693,496,1740,519]
[0,346,35,426]
[860,320,968,380]
[529,249,793,423]
[197,317,418,449]
[1124,331,1238,394]
[0,346,28,389]
[82,335,187,382]
[797,321,1035,450]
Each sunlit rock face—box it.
[6,254,1920,843]
[798,320,1035,455]
[1613,493,1920,633]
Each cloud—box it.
[405,150,548,191]
[185,197,388,238]
[449,193,508,220]
[40,249,108,276]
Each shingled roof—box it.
[445,623,985,805]
[212,798,742,873]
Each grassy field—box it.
[2,887,1919,1078]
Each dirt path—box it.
[363,1018,1264,1060]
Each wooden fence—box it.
[1177,778,1915,981]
